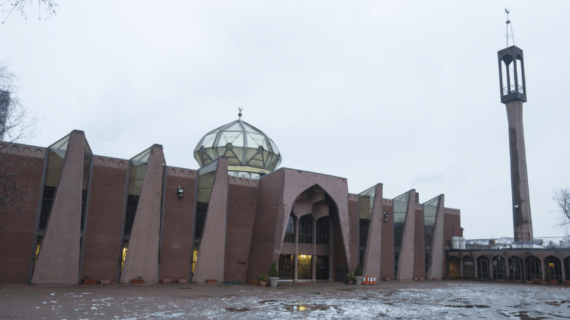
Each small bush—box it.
[354,264,362,276]
[269,261,279,278]
[346,273,355,281]
[258,274,270,282]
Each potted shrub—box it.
[82,276,97,285]
[269,261,279,288]
[354,264,363,286]
[258,274,269,287]
[131,276,144,285]
[346,272,356,285]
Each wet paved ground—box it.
[1,280,570,319]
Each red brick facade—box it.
[81,158,128,283]
[0,150,46,284]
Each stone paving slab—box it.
[1,280,569,319]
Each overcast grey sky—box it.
[1,1,569,239]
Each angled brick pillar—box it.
[193,157,229,283]
[362,184,383,278]
[120,145,164,284]
[396,190,416,281]
[32,130,86,285]
[427,195,445,280]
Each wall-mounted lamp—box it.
[514,204,519,209]
[383,213,389,218]
[177,186,185,199]
[384,218,388,222]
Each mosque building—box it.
[0,111,462,285]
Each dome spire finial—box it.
[238,107,243,119]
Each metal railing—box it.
[447,237,570,250]
[502,85,524,96]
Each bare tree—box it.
[0,62,37,205]
[553,188,570,227]
[1,0,58,23]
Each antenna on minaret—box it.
[505,8,515,47]
[238,107,243,119]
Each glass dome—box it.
[194,119,282,178]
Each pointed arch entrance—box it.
[279,185,337,281]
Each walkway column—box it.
[459,256,464,278]
[561,257,566,282]
[505,256,510,280]
[541,258,546,282]
[522,258,527,281]
[489,256,494,280]
[474,256,478,279]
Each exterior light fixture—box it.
[514,204,519,208]
[383,213,389,222]
[177,186,185,199]
[384,218,388,222]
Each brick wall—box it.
[81,157,128,283]
[413,207,424,279]
[0,148,46,284]
[380,202,394,280]
[224,181,258,282]
[159,168,196,281]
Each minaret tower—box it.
[498,9,533,242]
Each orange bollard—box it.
[364,275,368,285]
[373,276,377,285]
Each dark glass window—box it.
[298,215,313,244]
[194,202,208,240]
[39,186,56,231]
[123,195,139,235]
[316,217,330,245]
[284,215,295,243]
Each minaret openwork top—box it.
[497,9,533,242]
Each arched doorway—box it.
[477,256,490,280]
[525,256,542,282]
[509,256,523,281]
[492,256,507,280]
[544,256,562,283]
[462,256,475,278]
[449,256,460,278]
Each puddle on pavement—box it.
[498,310,550,320]
[336,288,356,291]
[284,304,341,312]
[443,304,490,309]
[225,307,250,312]
[258,300,282,305]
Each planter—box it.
[269,277,279,288]
[99,280,111,285]
[549,280,559,285]
[540,281,549,285]
[525,281,533,284]
[355,276,363,286]
[131,279,144,285]
[259,281,268,287]
[83,279,97,285]
[566,280,570,285]
[178,279,187,284]
[162,279,171,284]
[532,279,541,284]
[347,280,354,285]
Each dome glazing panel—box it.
[194,119,282,175]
